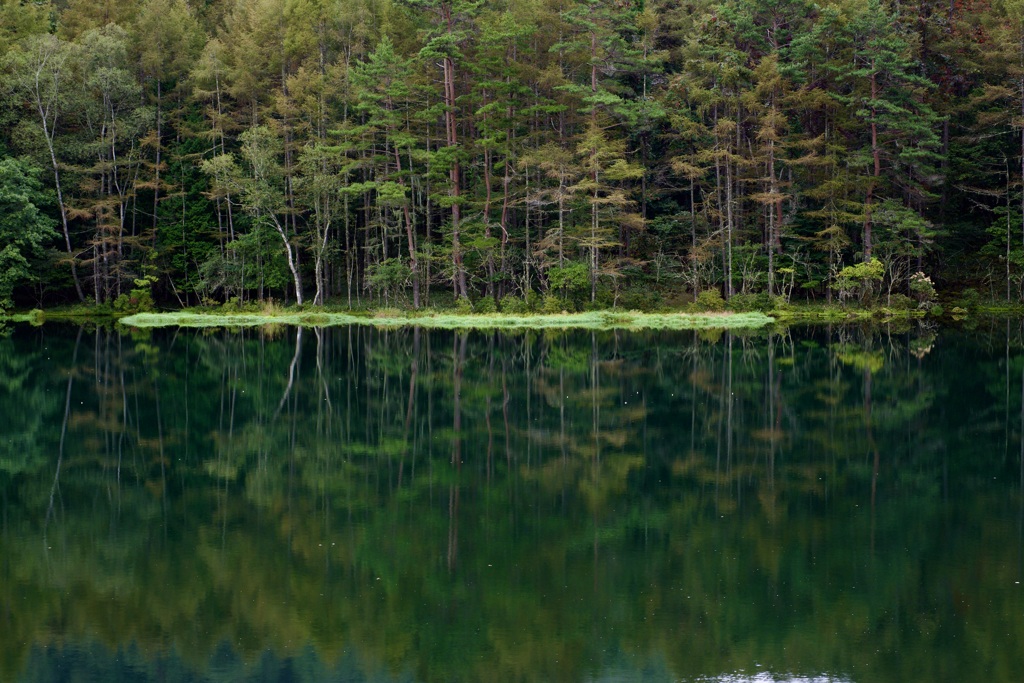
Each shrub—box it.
[887,293,915,311]
[726,292,761,312]
[835,258,884,304]
[474,296,497,314]
[547,262,589,299]
[367,258,412,303]
[454,296,473,314]
[111,276,158,313]
[955,288,981,310]
[542,295,569,314]
[113,285,155,313]
[695,288,725,311]
[616,285,660,311]
[500,296,529,314]
[909,272,937,306]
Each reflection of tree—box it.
[0,323,1023,682]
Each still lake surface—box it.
[1,320,1023,682]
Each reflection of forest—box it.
[1,322,1024,682]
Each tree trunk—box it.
[866,66,880,262]
[395,146,420,309]
[442,27,467,298]
[35,91,85,301]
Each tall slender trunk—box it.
[725,153,734,299]
[483,142,495,298]
[395,145,420,308]
[153,80,162,241]
[280,59,302,304]
[767,104,782,296]
[441,15,466,299]
[1005,156,1013,301]
[214,72,235,244]
[866,66,880,262]
[590,30,599,303]
[714,136,725,296]
[499,73,513,298]
[271,214,304,305]
[33,72,85,301]
[591,165,599,303]
[690,173,698,297]
[500,153,511,297]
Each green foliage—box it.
[726,292,785,312]
[547,261,591,304]
[616,284,661,312]
[908,272,937,309]
[113,275,157,313]
[694,288,726,312]
[955,288,982,311]
[0,0,1020,312]
[835,258,884,304]
[541,294,570,314]
[367,258,412,304]
[499,296,529,314]
[886,293,915,311]
[473,295,497,314]
[0,157,58,308]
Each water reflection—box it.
[702,676,853,683]
[1,321,1023,682]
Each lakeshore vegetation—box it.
[1,0,1023,316]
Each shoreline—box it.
[3,300,999,330]
[114,310,775,331]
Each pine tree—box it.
[832,0,942,262]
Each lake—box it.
[1,320,1022,682]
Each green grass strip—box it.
[119,310,773,331]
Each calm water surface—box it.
[1,321,1022,682]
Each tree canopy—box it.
[0,0,1023,309]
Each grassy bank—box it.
[2,297,977,330]
[117,309,774,331]
[0,309,46,325]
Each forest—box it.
[0,0,1023,312]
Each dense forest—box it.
[0,0,1022,311]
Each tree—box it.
[0,157,58,307]
[570,121,643,302]
[834,0,942,261]
[414,0,480,300]
[350,36,423,307]
[132,0,204,244]
[5,34,87,301]
[0,0,50,56]
[76,23,151,303]
[202,125,305,304]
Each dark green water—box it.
[1,321,1023,683]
